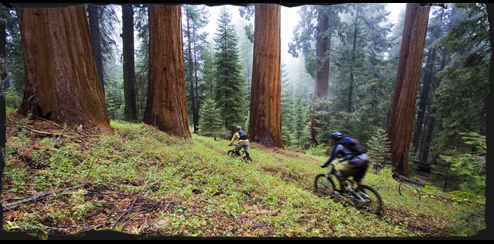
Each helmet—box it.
[331,132,343,140]
[236,126,242,130]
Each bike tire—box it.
[314,174,337,197]
[353,185,383,215]
[242,155,252,163]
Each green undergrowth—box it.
[2,120,485,238]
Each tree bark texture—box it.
[310,6,331,144]
[122,4,138,122]
[144,5,191,138]
[87,4,105,96]
[17,5,111,131]
[248,4,283,148]
[386,3,430,177]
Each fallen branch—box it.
[111,165,155,229]
[2,183,88,210]
[393,173,427,187]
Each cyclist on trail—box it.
[320,132,370,195]
[229,126,251,158]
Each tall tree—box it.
[183,4,209,133]
[122,4,138,122]
[288,5,344,144]
[329,3,393,143]
[212,7,246,133]
[248,4,283,148]
[17,5,111,131]
[87,4,105,96]
[134,4,149,121]
[0,7,25,95]
[432,3,490,161]
[386,3,431,177]
[412,6,448,157]
[144,4,191,138]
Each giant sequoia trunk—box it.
[248,4,283,148]
[386,3,430,177]
[17,6,111,131]
[310,6,331,144]
[87,4,105,96]
[144,5,191,138]
[122,4,138,122]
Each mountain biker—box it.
[320,132,370,195]
[229,126,250,158]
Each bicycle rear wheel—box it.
[314,174,337,197]
[353,185,383,215]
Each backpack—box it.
[238,130,248,140]
[340,137,366,157]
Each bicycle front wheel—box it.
[242,155,252,163]
[314,174,337,197]
[353,185,383,215]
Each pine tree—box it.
[329,3,393,143]
[198,98,224,140]
[0,6,25,95]
[212,7,246,134]
[280,63,295,147]
[183,4,209,133]
[134,4,149,121]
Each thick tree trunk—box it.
[144,5,191,138]
[386,3,430,177]
[17,6,111,131]
[310,6,331,144]
[87,4,105,96]
[122,4,138,122]
[248,4,283,148]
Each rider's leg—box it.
[239,141,250,157]
[234,143,242,156]
[354,161,369,188]
[339,163,353,192]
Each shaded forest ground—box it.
[1,113,485,239]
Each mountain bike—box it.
[315,163,383,215]
[227,145,252,163]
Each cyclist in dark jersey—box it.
[321,132,370,194]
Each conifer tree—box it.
[183,4,209,133]
[212,7,246,134]
[198,98,223,140]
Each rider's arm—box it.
[321,145,339,167]
[229,132,239,146]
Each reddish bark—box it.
[248,4,283,148]
[310,6,331,144]
[386,3,430,177]
[17,5,111,131]
[144,5,191,138]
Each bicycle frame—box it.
[315,163,383,215]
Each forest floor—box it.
[1,112,486,239]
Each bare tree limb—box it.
[2,183,88,210]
